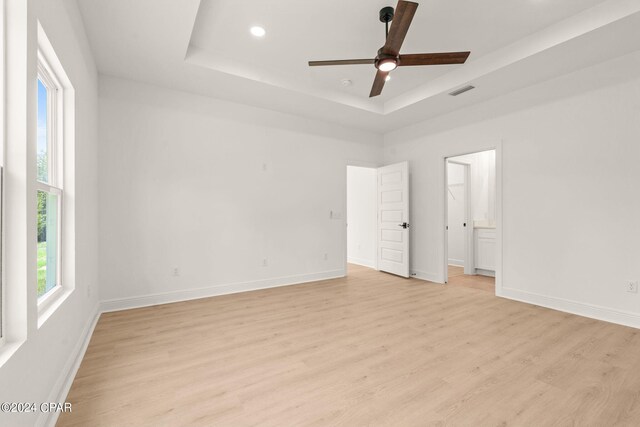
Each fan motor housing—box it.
[379,6,394,23]
[375,49,400,70]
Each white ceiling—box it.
[77,0,640,134]
[189,0,604,103]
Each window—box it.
[35,22,75,325]
[36,55,63,301]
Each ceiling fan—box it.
[308,0,471,98]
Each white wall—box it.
[98,77,382,308]
[347,166,376,268]
[384,52,640,327]
[452,150,496,223]
[0,1,99,426]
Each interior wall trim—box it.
[40,304,101,427]
[347,257,376,269]
[498,287,640,329]
[100,270,345,313]
[410,269,442,284]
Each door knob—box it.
[398,222,410,229]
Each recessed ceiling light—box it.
[250,26,266,37]
[385,75,391,82]
[341,79,353,87]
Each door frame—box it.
[444,160,473,283]
[440,143,503,295]
[345,161,380,276]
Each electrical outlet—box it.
[627,281,639,293]
[323,253,328,261]
[173,267,180,277]
[262,258,268,267]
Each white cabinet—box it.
[474,228,496,272]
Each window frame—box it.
[36,50,64,312]
[0,168,4,347]
[0,0,6,346]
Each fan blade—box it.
[308,59,375,66]
[369,70,388,97]
[383,1,419,56]
[399,52,470,66]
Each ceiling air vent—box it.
[449,85,475,96]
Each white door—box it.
[377,162,410,278]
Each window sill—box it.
[0,340,25,369]
[37,286,73,329]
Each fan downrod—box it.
[379,6,394,37]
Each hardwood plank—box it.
[57,264,640,426]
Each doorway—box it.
[346,162,411,278]
[346,165,377,272]
[444,150,497,292]
[446,161,470,274]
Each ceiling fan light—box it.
[377,59,397,72]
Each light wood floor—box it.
[448,265,466,277]
[448,265,496,293]
[58,264,640,426]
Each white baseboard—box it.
[475,268,495,277]
[347,257,375,269]
[410,269,443,284]
[498,287,640,329]
[40,303,101,427]
[101,269,345,313]
[448,259,464,267]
